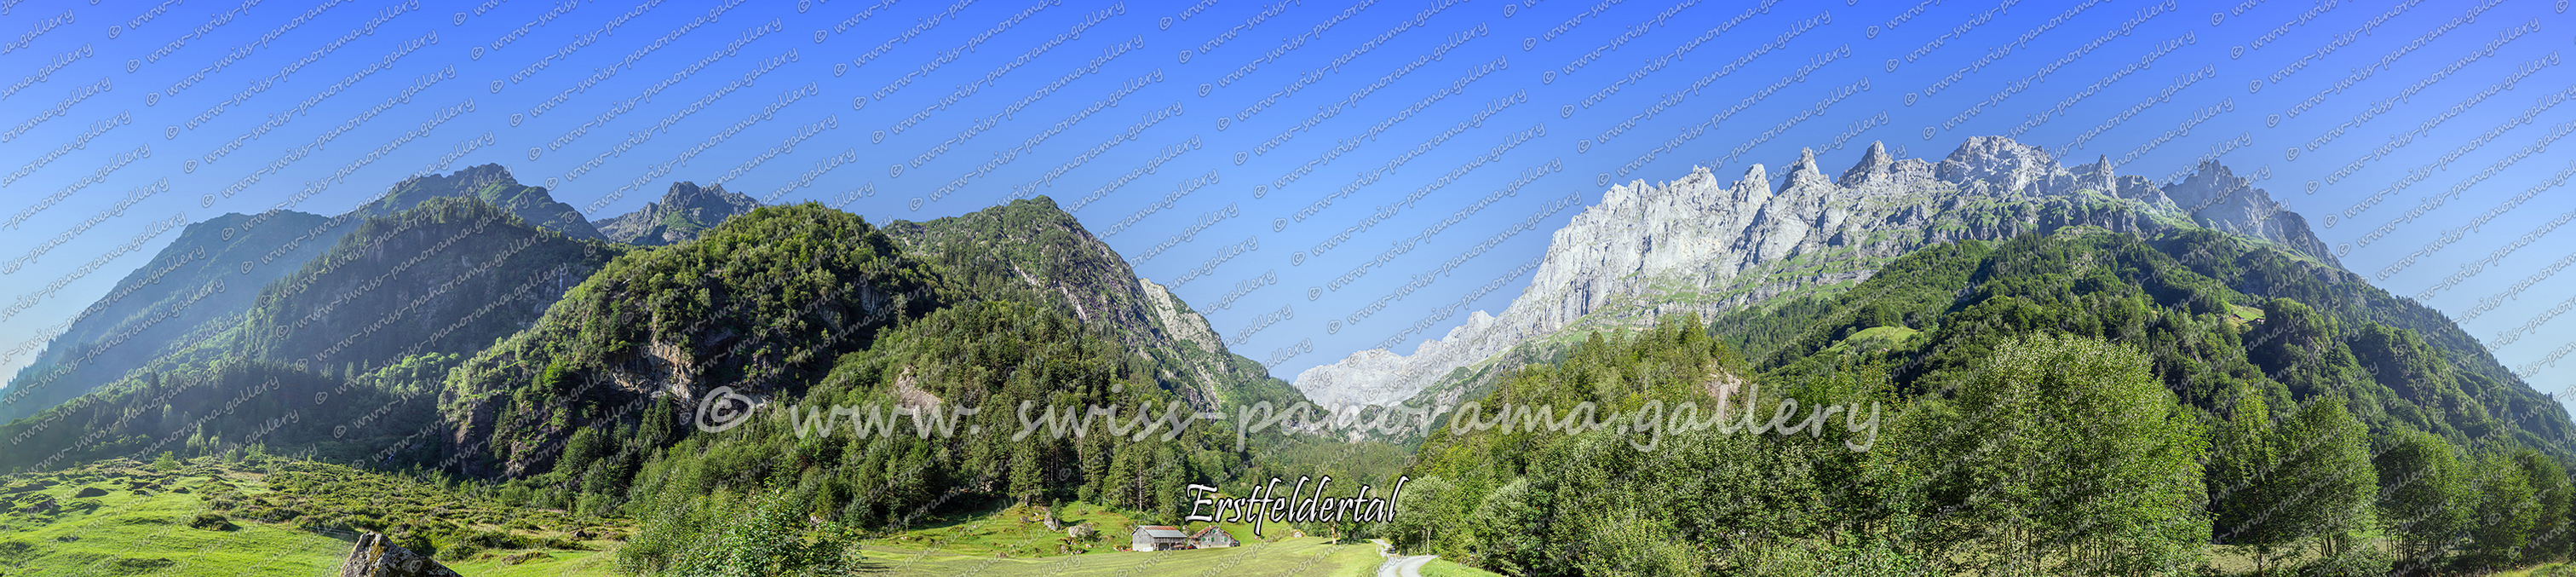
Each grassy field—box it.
[856,499,1513,577]
[2497,562,2576,576]
[0,457,620,576]
[857,535,1387,576]
[443,549,622,576]
[1417,558,1505,576]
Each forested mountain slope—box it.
[1393,227,2574,575]
[880,198,1305,411]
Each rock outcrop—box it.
[337,533,461,577]
[595,182,760,245]
[1292,136,2339,407]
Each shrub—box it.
[435,541,484,562]
[187,513,237,531]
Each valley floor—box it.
[858,536,1387,576]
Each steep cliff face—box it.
[1294,136,2339,407]
[595,182,759,245]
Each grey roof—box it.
[1137,527,1187,539]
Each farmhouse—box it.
[1130,525,1187,551]
[1190,526,1239,548]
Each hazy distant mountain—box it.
[0,211,352,424]
[1295,136,2341,408]
[0,165,610,424]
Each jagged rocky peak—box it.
[2067,154,2168,205]
[661,182,757,215]
[2161,159,2258,211]
[597,181,760,245]
[1838,141,1897,187]
[1733,163,1774,203]
[1935,136,2071,195]
[1291,135,2347,409]
[1783,147,1836,191]
[2158,159,2339,267]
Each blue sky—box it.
[3,0,2574,411]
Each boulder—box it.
[337,532,462,577]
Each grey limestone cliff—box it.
[1293,136,2338,407]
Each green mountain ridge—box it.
[1389,227,2576,575]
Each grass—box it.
[2225,303,2265,331]
[443,549,621,576]
[873,500,1141,558]
[855,535,1387,576]
[2496,562,2576,576]
[1417,557,1507,576]
[1834,326,1920,354]
[0,456,621,576]
[0,462,351,574]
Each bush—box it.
[187,513,237,531]
[393,531,439,557]
[436,541,484,562]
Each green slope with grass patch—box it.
[0,456,623,575]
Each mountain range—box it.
[1294,136,2341,408]
[0,166,756,424]
[3,136,2573,576]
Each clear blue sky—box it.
[3,0,2573,410]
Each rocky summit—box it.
[596,181,761,245]
[1293,136,2338,407]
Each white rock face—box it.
[2161,160,2339,265]
[1291,137,2337,407]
